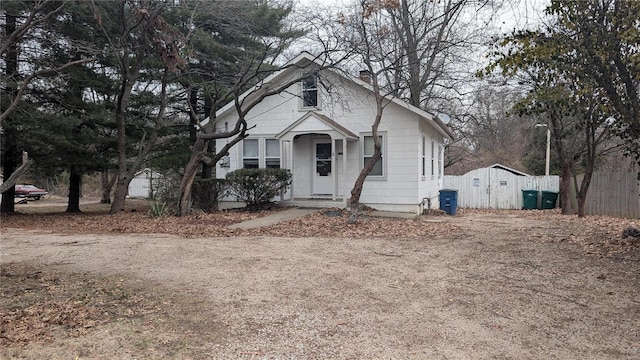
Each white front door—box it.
[313,141,332,195]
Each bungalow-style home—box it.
[214,52,454,214]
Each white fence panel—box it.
[444,168,490,208]
[444,168,559,209]
[490,169,521,209]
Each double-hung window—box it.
[363,134,384,177]
[422,135,426,178]
[438,143,444,179]
[265,139,281,168]
[242,139,259,168]
[430,139,435,179]
[301,74,318,108]
[242,138,280,169]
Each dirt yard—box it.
[1,201,639,359]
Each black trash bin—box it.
[439,189,458,215]
[541,191,558,209]
[522,190,538,210]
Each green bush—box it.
[226,168,291,211]
[192,178,228,213]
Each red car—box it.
[15,184,48,200]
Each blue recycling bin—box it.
[439,189,458,215]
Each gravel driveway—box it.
[1,212,639,359]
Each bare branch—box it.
[0,0,68,56]
[0,152,33,193]
[0,57,97,125]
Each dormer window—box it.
[301,74,318,108]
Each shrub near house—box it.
[226,168,291,211]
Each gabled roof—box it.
[133,168,163,177]
[276,111,358,140]
[214,52,320,121]
[214,52,454,140]
[488,163,530,176]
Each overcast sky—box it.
[496,0,549,34]
[296,0,549,34]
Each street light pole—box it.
[536,124,550,176]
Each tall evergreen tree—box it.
[171,0,306,215]
[1,0,98,212]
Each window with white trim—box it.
[242,138,281,169]
[363,134,384,177]
[422,135,426,178]
[265,139,280,168]
[438,143,444,179]
[301,74,318,108]
[431,139,435,179]
[242,139,259,168]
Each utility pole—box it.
[536,124,551,176]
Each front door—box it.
[313,141,332,195]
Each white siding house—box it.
[214,53,454,214]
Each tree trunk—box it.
[576,185,587,218]
[348,151,381,223]
[1,13,18,214]
[559,162,573,215]
[200,94,215,179]
[111,175,130,212]
[109,59,140,213]
[347,56,384,223]
[110,112,129,212]
[576,157,595,218]
[66,167,82,213]
[179,138,207,216]
[201,140,215,179]
[189,87,198,144]
[1,139,17,214]
[109,70,131,213]
[100,170,114,203]
[549,112,573,215]
[0,152,32,194]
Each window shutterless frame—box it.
[362,133,385,179]
[242,138,281,169]
[242,138,259,168]
[300,73,319,109]
[265,138,281,169]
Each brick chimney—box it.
[359,70,371,84]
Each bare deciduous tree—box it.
[326,0,493,221]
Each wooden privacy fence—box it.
[570,171,640,219]
[443,166,559,210]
